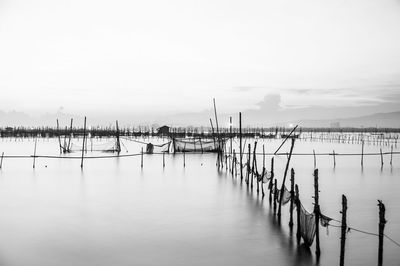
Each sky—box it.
[0,0,400,125]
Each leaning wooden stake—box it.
[314,169,321,258]
[33,137,37,169]
[289,168,295,228]
[295,184,301,244]
[377,200,386,266]
[80,116,86,169]
[340,194,347,266]
[278,138,295,219]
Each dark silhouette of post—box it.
[340,195,347,266]
[295,184,301,244]
[289,168,295,228]
[239,112,243,181]
[314,169,321,258]
[278,138,295,219]
[378,200,386,266]
[80,116,86,169]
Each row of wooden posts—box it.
[213,112,389,266]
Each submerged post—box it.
[57,119,62,154]
[390,145,393,166]
[80,116,86,169]
[269,157,274,204]
[289,168,295,228]
[314,169,321,258]
[378,200,386,266]
[380,148,384,167]
[340,195,347,266]
[163,152,165,168]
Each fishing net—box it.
[277,185,291,205]
[299,203,316,246]
[70,140,120,153]
[173,138,224,152]
[146,142,171,154]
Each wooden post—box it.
[361,140,364,167]
[269,157,274,204]
[183,149,186,168]
[239,112,243,181]
[314,169,321,258]
[116,120,121,154]
[246,144,251,185]
[380,148,384,167]
[0,152,3,169]
[390,145,393,166]
[333,150,336,168]
[295,184,301,244]
[261,167,265,197]
[67,118,73,152]
[313,149,316,169]
[378,200,386,266]
[251,142,257,190]
[278,138,295,219]
[289,168,295,228]
[80,116,86,169]
[33,137,37,169]
[262,144,265,170]
[163,152,165,168]
[273,179,278,215]
[340,195,347,266]
[230,116,232,155]
[57,119,62,154]
[141,147,144,169]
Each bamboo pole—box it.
[274,125,298,155]
[340,195,347,266]
[278,138,295,219]
[314,169,321,258]
[378,200,386,266]
[289,168,295,228]
[80,117,86,169]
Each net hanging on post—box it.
[299,202,317,246]
[146,142,171,154]
[173,138,224,153]
[277,185,291,205]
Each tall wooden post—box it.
[239,112,243,181]
[340,195,347,266]
[295,184,301,244]
[314,169,321,258]
[278,138,295,219]
[80,116,86,169]
[289,168,295,228]
[378,200,386,266]
[273,179,278,215]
